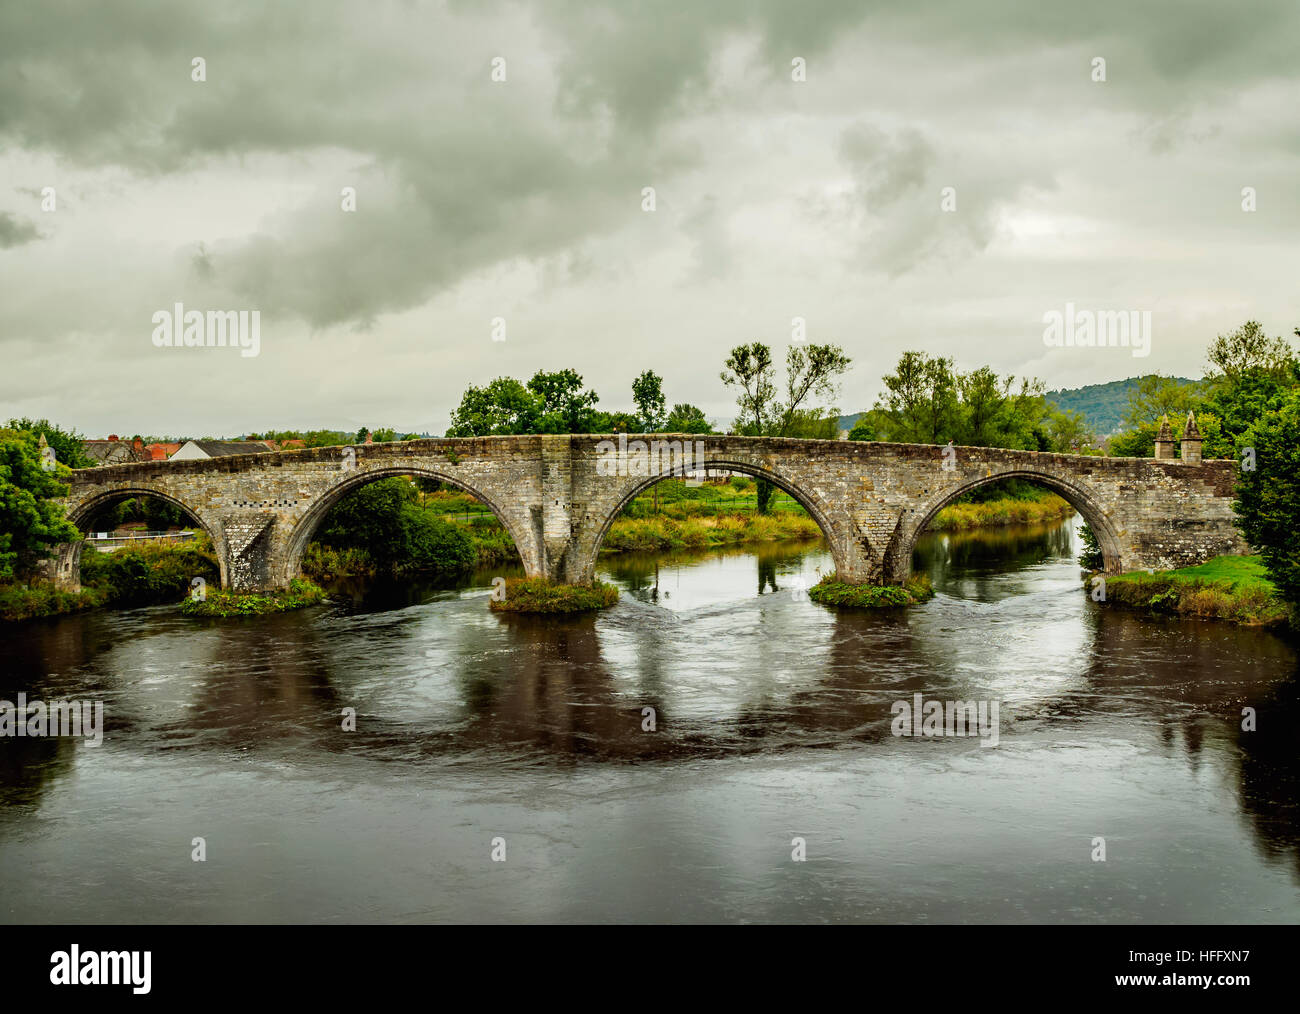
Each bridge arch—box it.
[566,457,859,586]
[66,487,227,586]
[885,469,1124,582]
[280,466,539,586]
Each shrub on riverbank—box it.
[80,538,221,605]
[1093,556,1290,628]
[179,578,328,618]
[808,574,934,609]
[488,577,619,614]
[0,537,221,622]
[0,581,109,621]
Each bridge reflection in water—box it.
[2,516,1296,922]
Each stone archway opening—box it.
[64,488,222,591]
[894,471,1123,584]
[572,458,849,590]
[282,467,533,589]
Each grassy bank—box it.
[929,490,1072,530]
[808,574,934,609]
[180,578,328,618]
[602,512,822,553]
[488,577,619,614]
[1,537,221,622]
[1095,555,1290,628]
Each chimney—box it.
[1180,410,1202,464]
[1154,415,1175,459]
[108,434,119,442]
[364,431,373,444]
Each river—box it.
[2,515,1298,923]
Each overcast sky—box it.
[2,0,1298,438]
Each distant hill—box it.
[1045,377,1197,435]
[838,376,1199,438]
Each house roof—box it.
[187,440,268,457]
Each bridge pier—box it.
[37,542,84,593]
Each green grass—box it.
[808,574,934,609]
[928,492,1073,531]
[488,577,619,614]
[179,577,328,618]
[1100,555,1288,627]
[1,537,221,622]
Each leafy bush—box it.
[808,574,934,609]
[489,577,618,613]
[180,578,327,618]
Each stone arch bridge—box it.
[54,434,1247,593]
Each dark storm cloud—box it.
[1,0,1298,436]
[0,211,41,248]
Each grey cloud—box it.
[0,211,41,248]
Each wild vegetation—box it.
[180,578,327,618]
[808,574,934,609]
[1095,556,1288,628]
[488,577,619,614]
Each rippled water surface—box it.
[2,517,1298,923]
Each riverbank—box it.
[0,538,221,622]
[1093,555,1291,629]
[927,490,1073,530]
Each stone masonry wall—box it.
[57,435,1249,593]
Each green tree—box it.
[1043,407,1097,453]
[1234,386,1300,610]
[877,351,959,444]
[317,478,415,565]
[592,410,641,433]
[1123,374,1198,430]
[446,378,542,437]
[527,369,601,433]
[631,370,667,431]
[0,429,81,580]
[664,403,713,433]
[1197,322,1299,458]
[773,344,852,437]
[847,408,894,442]
[722,342,850,511]
[6,418,94,469]
[720,343,776,435]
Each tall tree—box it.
[877,351,959,443]
[446,378,541,436]
[0,429,81,580]
[1197,321,1299,457]
[1234,386,1300,610]
[720,343,776,435]
[774,344,852,437]
[631,370,667,431]
[665,403,713,433]
[5,418,94,469]
[722,341,850,511]
[527,369,601,433]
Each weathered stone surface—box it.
[57,435,1250,592]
